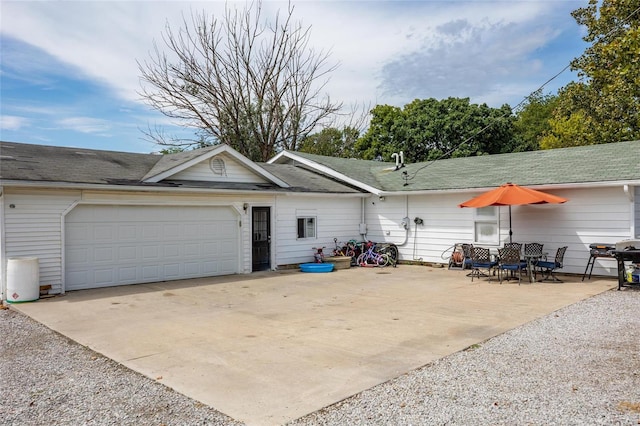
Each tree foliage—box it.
[354,98,515,163]
[512,90,558,151]
[541,0,640,148]
[138,1,341,161]
[298,126,360,158]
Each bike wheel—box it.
[377,254,390,267]
[356,253,366,266]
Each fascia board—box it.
[145,145,290,188]
[269,151,382,195]
[0,179,369,196]
[378,180,640,197]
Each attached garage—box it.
[65,204,239,290]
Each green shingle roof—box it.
[288,140,640,192]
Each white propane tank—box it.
[6,257,40,303]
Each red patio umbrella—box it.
[458,183,568,243]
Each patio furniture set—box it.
[465,242,567,285]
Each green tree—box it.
[354,98,515,163]
[138,1,341,161]
[541,0,640,148]
[298,127,360,158]
[512,91,558,151]
[353,104,403,160]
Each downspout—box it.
[0,186,5,301]
[360,197,367,240]
[624,185,636,238]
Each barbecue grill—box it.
[611,239,640,290]
[582,243,616,281]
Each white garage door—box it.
[65,205,239,290]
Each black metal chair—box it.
[497,247,527,284]
[524,243,544,280]
[504,242,522,253]
[535,246,568,282]
[462,243,474,270]
[469,247,498,282]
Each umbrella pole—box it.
[509,205,513,243]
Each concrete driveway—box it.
[13,265,616,425]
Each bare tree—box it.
[138,1,342,161]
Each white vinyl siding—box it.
[2,189,81,294]
[363,187,631,277]
[0,189,278,295]
[275,196,362,266]
[634,186,639,238]
[170,153,268,183]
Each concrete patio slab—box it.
[13,265,616,425]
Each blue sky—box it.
[1,1,589,154]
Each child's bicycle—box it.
[312,246,326,263]
[332,238,357,257]
[356,241,390,267]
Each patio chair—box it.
[497,247,527,284]
[535,246,568,282]
[524,242,544,279]
[461,243,474,271]
[469,247,498,282]
[504,242,522,253]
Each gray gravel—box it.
[2,289,639,426]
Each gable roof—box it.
[0,141,362,194]
[142,144,289,187]
[271,140,640,193]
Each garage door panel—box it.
[164,244,180,257]
[65,205,239,290]
[142,245,160,260]
[118,246,137,260]
[94,246,115,262]
[118,225,137,240]
[93,225,115,242]
[94,269,115,285]
[118,267,137,282]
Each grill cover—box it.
[615,239,640,251]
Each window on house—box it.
[297,217,316,239]
[474,206,499,244]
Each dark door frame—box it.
[251,206,271,271]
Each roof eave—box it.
[267,151,383,195]
[379,180,640,196]
[0,179,366,196]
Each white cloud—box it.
[0,115,29,131]
[1,0,584,112]
[57,117,111,134]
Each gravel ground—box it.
[1,288,639,426]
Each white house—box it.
[1,140,639,299]
[270,140,640,277]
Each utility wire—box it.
[401,4,640,186]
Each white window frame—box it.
[473,206,499,245]
[297,216,316,239]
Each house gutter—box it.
[0,180,369,198]
[377,180,640,197]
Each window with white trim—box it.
[474,206,499,244]
[297,217,316,239]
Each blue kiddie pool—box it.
[299,263,334,273]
